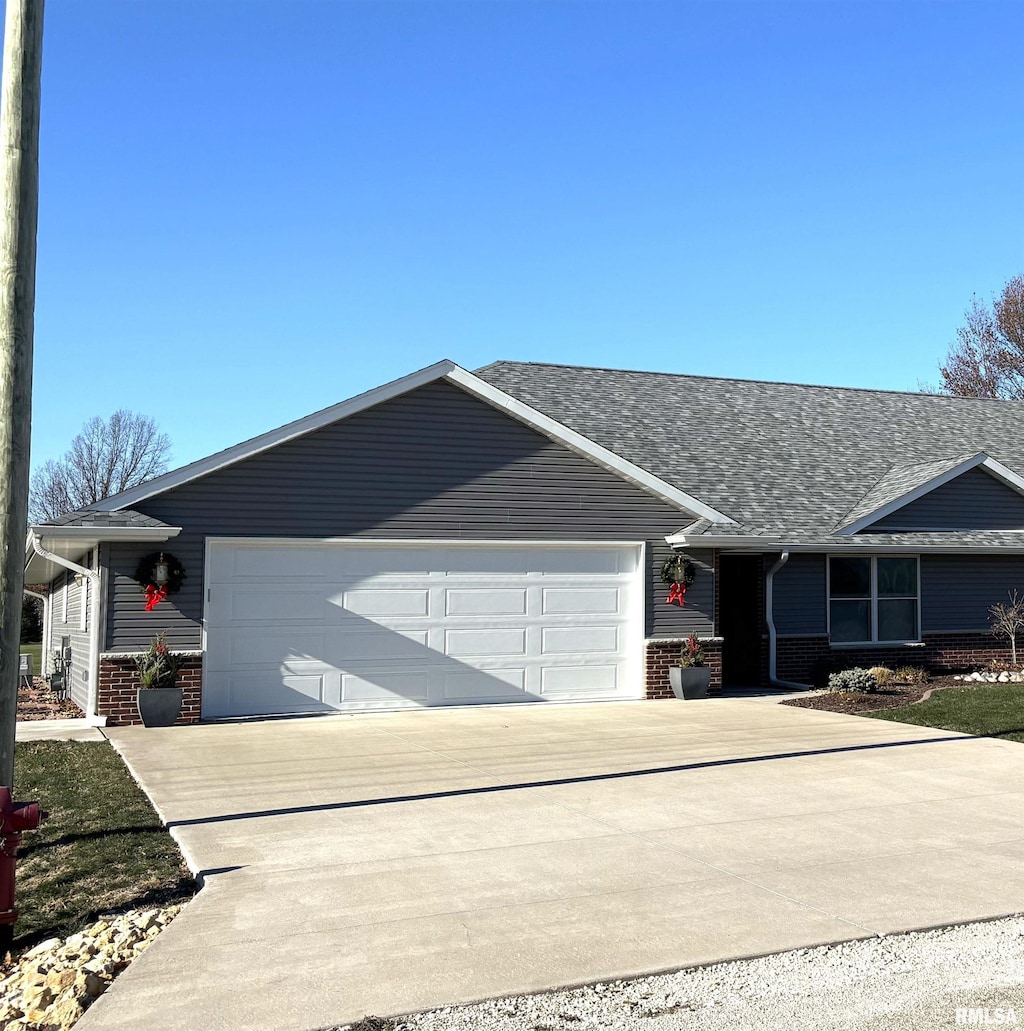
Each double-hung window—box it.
[828,556,919,643]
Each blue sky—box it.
[29,0,1024,470]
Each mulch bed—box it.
[17,678,84,721]
[781,677,965,714]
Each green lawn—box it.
[12,741,194,951]
[863,684,1024,743]
[20,641,42,677]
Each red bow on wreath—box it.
[665,582,687,606]
[144,584,168,611]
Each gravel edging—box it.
[334,915,1024,1031]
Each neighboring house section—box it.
[47,565,92,712]
[23,359,1024,725]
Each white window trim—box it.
[826,554,921,645]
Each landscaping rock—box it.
[0,904,183,1030]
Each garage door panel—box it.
[204,541,641,718]
[442,667,527,701]
[204,672,329,719]
[342,589,430,617]
[340,671,429,704]
[206,629,326,670]
[444,628,527,657]
[219,590,326,624]
[440,548,530,575]
[541,665,620,696]
[211,545,330,582]
[541,587,620,615]
[541,625,619,654]
[331,628,430,661]
[538,550,624,575]
[340,547,436,577]
[445,588,527,616]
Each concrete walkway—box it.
[15,718,105,742]
[77,700,1024,1031]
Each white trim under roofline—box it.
[89,360,736,524]
[666,533,1024,554]
[665,533,783,547]
[28,525,182,542]
[836,453,1024,535]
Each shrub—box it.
[868,666,893,687]
[893,665,929,685]
[678,633,705,668]
[827,667,878,693]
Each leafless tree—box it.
[989,590,1024,666]
[938,274,1024,399]
[29,411,171,522]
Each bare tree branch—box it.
[990,590,1024,667]
[29,411,171,522]
[939,275,1024,399]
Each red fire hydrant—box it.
[0,786,47,949]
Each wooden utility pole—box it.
[0,0,44,789]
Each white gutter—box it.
[30,535,105,723]
[765,550,811,691]
[668,536,1024,555]
[665,533,783,548]
[22,587,48,677]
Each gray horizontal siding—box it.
[48,568,91,711]
[772,554,826,635]
[107,381,699,649]
[921,555,1024,632]
[772,552,1024,636]
[871,468,1024,531]
[648,544,714,637]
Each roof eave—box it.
[25,525,182,583]
[665,533,783,548]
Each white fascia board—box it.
[836,453,989,535]
[29,525,182,542]
[664,533,782,547]
[446,367,736,523]
[978,456,1024,495]
[91,360,460,511]
[786,542,1024,554]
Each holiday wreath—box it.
[659,553,696,607]
[135,552,186,611]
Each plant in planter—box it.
[134,632,184,727]
[668,633,712,699]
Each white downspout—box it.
[22,587,48,676]
[31,536,105,723]
[766,550,812,691]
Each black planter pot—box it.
[137,687,183,727]
[669,667,712,700]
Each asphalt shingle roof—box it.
[40,509,172,529]
[476,361,1024,543]
[833,452,982,532]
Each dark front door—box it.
[719,554,764,687]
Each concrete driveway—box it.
[78,700,1024,1031]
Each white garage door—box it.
[202,540,644,718]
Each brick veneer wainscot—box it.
[644,639,723,699]
[777,632,1013,685]
[98,655,203,726]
